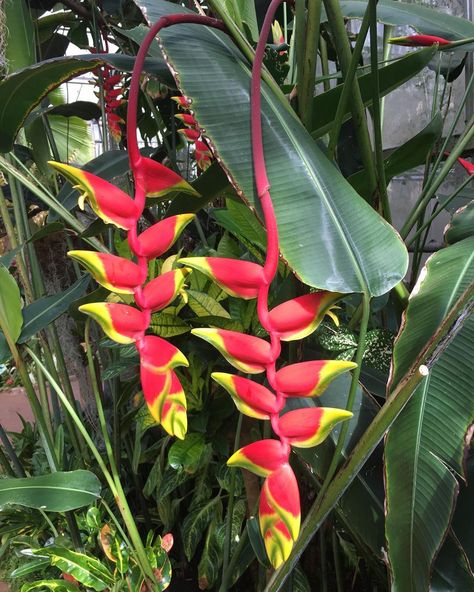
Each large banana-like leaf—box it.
[385,237,474,592]
[445,201,474,245]
[332,0,474,45]
[132,0,408,296]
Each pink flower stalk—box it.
[389,34,452,47]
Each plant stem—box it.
[221,413,243,582]
[407,176,473,247]
[295,0,306,97]
[323,0,377,199]
[369,0,391,222]
[219,526,249,592]
[319,38,331,92]
[0,423,26,477]
[265,283,474,591]
[0,445,16,477]
[319,522,328,592]
[300,0,322,130]
[332,529,344,592]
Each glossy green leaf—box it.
[0,57,101,153]
[212,198,266,249]
[10,558,50,579]
[150,312,190,337]
[332,0,474,44]
[18,275,90,343]
[182,498,220,561]
[48,114,94,165]
[431,533,474,592]
[197,519,224,590]
[0,470,101,511]
[31,547,114,592]
[385,237,474,592]
[445,201,474,245]
[0,262,23,345]
[452,451,474,569]
[311,46,437,137]
[168,433,208,474]
[187,289,231,319]
[133,0,408,296]
[348,113,443,197]
[21,580,80,592]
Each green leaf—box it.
[212,199,266,249]
[311,46,437,137]
[21,580,81,592]
[431,533,474,592]
[48,114,94,165]
[18,275,90,343]
[0,57,101,153]
[150,312,190,337]
[0,470,101,511]
[347,113,443,198]
[187,289,231,319]
[438,187,474,214]
[134,0,408,297]
[156,465,191,501]
[333,0,474,45]
[0,262,23,345]
[197,519,224,590]
[31,547,114,592]
[47,101,101,120]
[168,433,208,474]
[182,498,220,561]
[247,515,271,568]
[385,237,474,592]
[10,558,50,579]
[445,201,474,245]
[188,315,244,332]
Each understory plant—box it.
[0,0,473,590]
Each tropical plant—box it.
[0,0,473,590]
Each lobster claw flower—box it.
[178,257,265,299]
[275,360,357,397]
[175,113,198,127]
[211,372,279,419]
[194,140,212,171]
[48,161,139,230]
[171,96,191,109]
[191,328,272,374]
[227,439,289,477]
[135,157,199,198]
[135,214,195,260]
[457,156,474,176]
[139,335,188,373]
[179,128,200,142]
[278,408,353,448]
[269,292,343,341]
[136,268,191,312]
[68,250,146,294]
[388,34,451,46]
[79,303,148,344]
[259,465,300,569]
[141,367,187,439]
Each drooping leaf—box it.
[187,289,231,319]
[0,263,23,346]
[132,0,408,297]
[385,237,474,592]
[0,57,101,153]
[331,0,474,45]
[445,201,474,245]
[182,498,220,561]
[18,275,90,343]
[168,433,209,474]
[31,547,114,592]
[0,470,101,511]
[21,580,81,592]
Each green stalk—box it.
[0,424,26,477]
[379,25,393,125]
[300,0,322,130]
[400,117,474,239]
[319,38,331,93]
[407,176,473,248]
[295,0,306,95]
[221,413,243,585]
[323,0,377,199]
[317,293,371,500]
[206,0,294,117]
[319,523,328,592]
[332,529,344,592]
[0,445,16,477]
[219,526,249,591]
[326,2,370,161]
[26,347,157,584]
[369,0,391,222]
[265,283,474,591]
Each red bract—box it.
[227,440,289,477]
[277,408,352,447]
[211,372,279,419]
[389,34,452,46]
[457,156,474,175]
[275,360,357,397]
[79,303,148,344]
[136,268,190,312]
[136,214,195,260]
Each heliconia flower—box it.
[191,328,272,374]
[171,95,191,109]
[79,302,148,344]
[67,250,146,294]
[136,268,190,312]
[227,439,289,477]
[179,128,200,142]
[389,34,451,46]
[139,335,188,373]
[135,214,195,260]
[268,292,342,341]
[457,156,474,175]
[259,465,300,568]
[49,161,140,230]
[135,157,199,198]
[271,20,285,46]
[275,360,357,397]
[141,367,187,439]
[175,113,198,127]
[195,140,213,171]
[277,407,353,448]
[104,73,122,88]
[211,372,278,419]
[178,257,265,299]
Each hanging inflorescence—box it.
[53,3,357,569]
